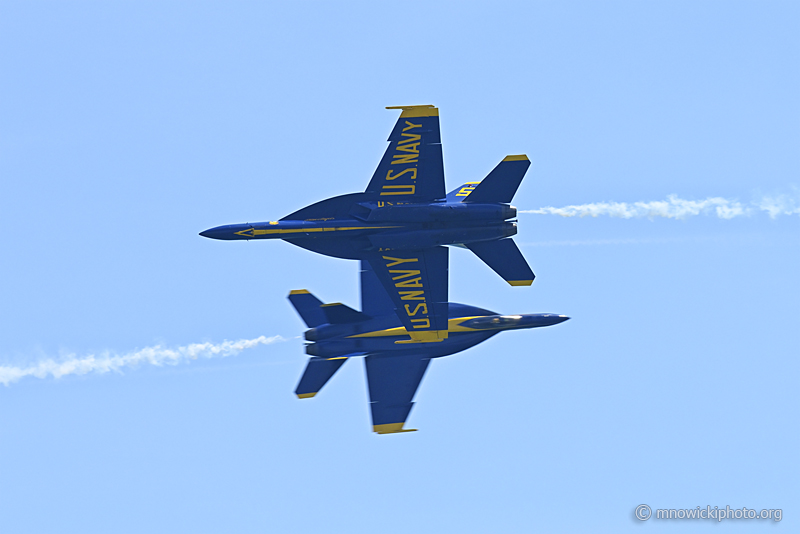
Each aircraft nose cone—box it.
[199,226,227,239]
[199,223,254,240]
[523,314,570,327]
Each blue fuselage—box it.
[200,195,518,259]
[303,303,569,359]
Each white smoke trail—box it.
[520,194,800,220]
[517,233,773,247]
[0,335,286,386]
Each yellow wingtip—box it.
[386,104,435,110]
[289,289,310,295]
[503,154,529,162]
[386,104,438,118]
[508,280,534,286]
[373,423,417,434]
[296,392,316,399]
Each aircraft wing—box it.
[365,353,431,434]
[365,105,445,201]
[364,246,449,341]
[360,260,397,317]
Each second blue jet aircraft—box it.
[289,261,569,434]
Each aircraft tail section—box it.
[463,155,530,204]
[444,181,480,202]
[321,302,369,324]
[466,238,534,286]
[288,289,327,327]
[295,357,348,398]
[289,289,371,326]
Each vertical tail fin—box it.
[444,181,481,202]
[466,238,534,286]
[320,302,369,324]
[287,289,327,327]
[463,155,530,204]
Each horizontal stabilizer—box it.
[295,357,348,398]
[288,290,327,327]
[464,155,530,204]
[466,238,534,286]
[321,302,369,324]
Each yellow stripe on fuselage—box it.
[234,225,402,237]
[394,330,449,344]
[348,316,489,339]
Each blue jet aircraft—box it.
[289,261,568,434]
[201,105,536,342]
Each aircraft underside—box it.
[200,104,567,433]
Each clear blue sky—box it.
[1,2,797,532]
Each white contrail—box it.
[0,335,286,386]
[520,194,800,220]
